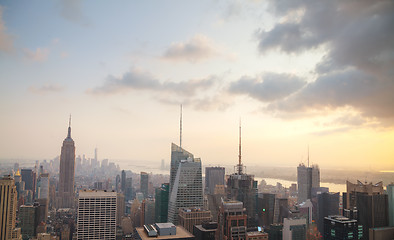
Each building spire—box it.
[307,144,310,167]
[67,114,72,139]
[180,104,182,149]
[238,118,243,175]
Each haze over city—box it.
[1,1,393,171]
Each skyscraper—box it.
[121,170,126,193]
[140,172,149,199]
[323,215,359,240]
[343,181,388,240]
[169,143,194,194]
[21,169,36,200]
[167,157,203,224]
[217,200,247,240]
[36,173,49,223]
[0,176,21,240]
[283,218,307,240]
[227,121,258,227]
[77,190,117,240]
[58,116,76,208]
[387,184,394,227]
[205,167,225,195]
[317,192,339,235]
[297,163,320,203]
[155,183,169,223]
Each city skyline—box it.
[1,1,393,171]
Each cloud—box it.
[24,48,49,62]
[28,84,64,95]
[88,68,215,96]
[0,6,14,53]
[254,0,394,125]
[162,35,219,63]
[59,0,89,26]
[229,72,307,102]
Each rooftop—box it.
[135,226,194,239]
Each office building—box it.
[167,157,203,224]
[117,193,125,226]
[178,208,211,233]
[297,163,320,203]
[141,172,149,199]
[121,170,126,193]
[77,190,117,240]
[317,192,339,235]
[134,223,194,240]
[283,218,307,240]
[115,174,121,192]
[21,169,36,200]
[247,230,269,240]
[227,123,258,227]
[155,183,169,223]
[273,198,289,224]
[125,177,133,202]
[58,117,76,208]
[205,167,225,195]
[0,176,21,240]
[258,193,275,227]
[269,224,283,240]
[343,180,388,240]
[217,200,247,240]
[369,227,394,240]
[19,204,40,239]
[324,215,360,240]
[141,199,155,226]
[169,143,194,194]
[387,184,394,227]
[193,222,217,240]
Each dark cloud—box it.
[229,72,306,101]
[255,0,394,125]
[28,84,64,95]
[162,35,218,62]
[88,68,215,97]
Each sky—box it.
[0,0,393,171]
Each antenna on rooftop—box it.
[180,104,182,148]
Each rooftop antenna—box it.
[180,104,182,149]
[238,118,243,175]
[308,144,310,167]
[67,114,72,138]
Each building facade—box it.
[178,208,211,233]
[217,200,247,240]
[167,157,203,224]
[297,164,320,203]
[155,183,169,223]
[323,215,360,240]
[77,190,117,240]
[0,176,21,240]
[140,172,149,199]
[205,167,225,195]
[283,218,307,240]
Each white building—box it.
[283,218,307,240]
[77,190,117,240]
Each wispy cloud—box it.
[0,6,14,53]
[28,84,64,95]
[162,35,221,63]
[24,48,49,62]
[88,68,215,96]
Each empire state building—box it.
[58,116,76,208]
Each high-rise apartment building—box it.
[297,163,320,203]
[227,123,258,227]
[178,208,211,233]
[205,167,225,195]
[140,172,149,199]
[258,193,276,227]
[125,177,133,202]
[77,190,117,240]
[19,204,40,239]
[167,156,203,224]
[217,200,247,240]
[58,117,76,208]
[155,183,169,223]
[0,176,21,240]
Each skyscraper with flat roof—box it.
[0,176,21,240]
[58,116,76,208]
[140,172,149,199]
[386,184,394,227]
[155,183,169,223]
[205,167,225,195]
[77,190,117,240]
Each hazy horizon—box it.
[1,1,393,171]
